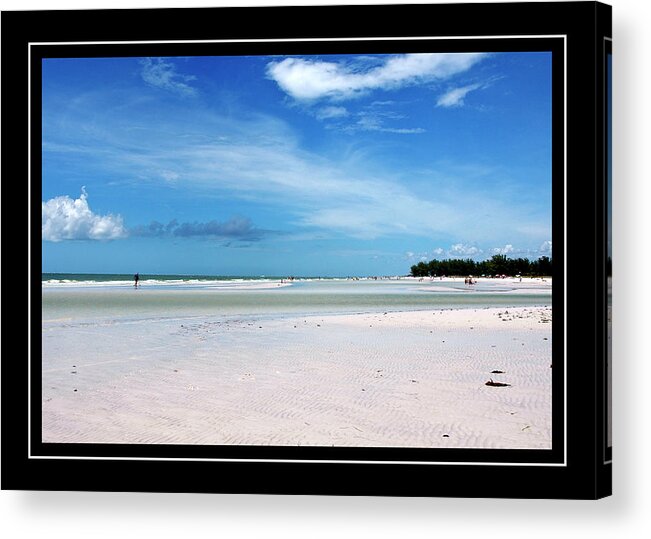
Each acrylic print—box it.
[41,51,553,450]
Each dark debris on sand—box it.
[485,379,510,387]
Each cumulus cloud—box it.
[448,243,483,257]
[406,245,484,262]
[42,187,127,242]
[411,243,555,262]
[140,58,197,97]
[491,244,515,255]
[539,240,552,255]
[436,83,483,107]
[267,53,487,101]
[130,216,267,241]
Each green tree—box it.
[410,254,552,278]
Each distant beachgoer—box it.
[134,273,139,288]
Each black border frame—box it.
[1,1,612,498]
[29,35,566,468]
[603,37,613,465]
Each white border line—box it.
[564,31,568,467]
[27,43,33,458]
[30,34,567,467]
[28,455,565,466]
[31,34,564,46]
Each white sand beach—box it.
[42,302,552,449]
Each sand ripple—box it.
[42,306,552,449]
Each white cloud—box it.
[160,170,180,183]
[382,127,426,134]
[491,244,515,255]
[46,130,545,244]
[44,103,550,247]
[404,251,434,262]
[347,110,425,134]
[296,183,466,240]
[42,187,127,242]
[315,106,349,120]
[267,53,487,101]
[449,243,482,257]
[356,113,383,132]
[407,243,559,263]
[140,58,197,97]
[436,83,483,107]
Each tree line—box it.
[410,254,552,278]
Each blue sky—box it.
[41,51,552,276]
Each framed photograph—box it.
[2,1,612,498]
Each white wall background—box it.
[2,0,649,537]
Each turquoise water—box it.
[41,275,551,322]
[42,272,292,285]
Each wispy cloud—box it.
[315,106,349,120]
[131,216,269,241]
[344,109,424,134]
[45,126,548,245]
[436,83,483,107]
[140,58,197,97]
[42,187,127,242]
[43,91,550,247]
[353,112,424,134]
[380,127,425,134]
[267,53,487,101]
[436,77,502,108]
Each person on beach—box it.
[134,273,139,288]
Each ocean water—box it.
[41,273,286,286]
[41,274,552,322]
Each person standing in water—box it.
[134,273,140,288]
